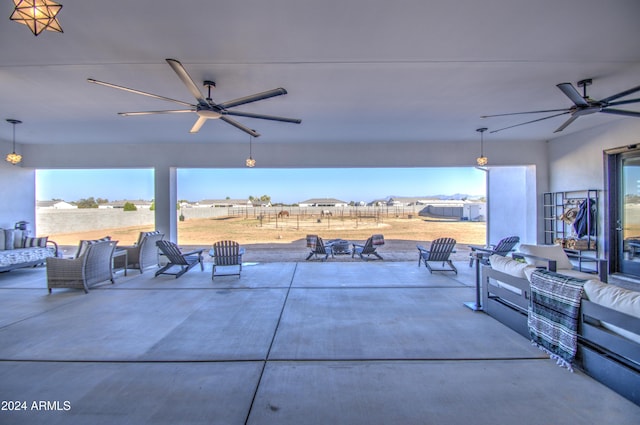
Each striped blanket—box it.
[528,269,587,371]
[306,235,318,249]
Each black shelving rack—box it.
[543,189,599,271]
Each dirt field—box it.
[49,216,486,262]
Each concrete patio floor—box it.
[0,261,638,424]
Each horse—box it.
[277,210,289,218]
[321,210,332,217]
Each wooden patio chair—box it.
[417,237,457,274]
[468,235,520,266]
[305,235,332,261]
[155,240,204,278]
[210,240,245,279]
[352,234,385,260]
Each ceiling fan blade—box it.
[166,59,208,106]
[599,108,640,118]
[189,116,209,133]
[606,97,640,107]
[481,108,569,118]
[220,116,260,137]
[600,84,640,104]
[217,88,288,110]
[223,110,302,124]
[118,109,195,116]
[557,83,589,107]
[554,115,579,133]
[87,78,194,107]
[489,111,570,133]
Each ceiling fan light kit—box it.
[482,79,640,134]
[88,59,301,137]
[5,119,23,165]
[10,0,63,36]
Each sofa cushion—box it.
[0,247,55,269]
[0,229,5,251]
[489,254,534,278]
[551,268,600,281]
[518,244,574,270]
[488,254,535,295]
[583,279,640,344]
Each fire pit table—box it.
[327,239,351,256]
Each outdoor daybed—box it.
[481,246,640,405]
[0,229,59,272]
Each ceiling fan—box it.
[87,58,301,137]
[482,79,640,134]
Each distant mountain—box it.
[433,193,484,200]
[385,194,483,201]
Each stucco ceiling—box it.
[1,0,639,146]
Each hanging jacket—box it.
[573,198,596,238]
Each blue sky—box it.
[36,167,486,204]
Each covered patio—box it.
[0,260,638,424]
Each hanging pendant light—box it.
[476,127,488,166]
[10,0,63,36]
[5,119,23,165]
[245,135,256,167]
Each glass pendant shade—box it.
[6,152,22,165]
[5,119,23,165]
[246,136,256,167]
[10,0,63,36]
[476,127,488,166]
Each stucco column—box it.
[487,166,538,245]
[154,166,177,242]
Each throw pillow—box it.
[23,236,48,248]
[76,236,111,258]
[12,230,24,249]
[136,230,161,246]
[518,244,574,270]
[4,229,15,250]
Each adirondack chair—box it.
[352,234,385,260]
[305,235,332,261]
[210,240,245,279]
[467,235,520,266]
[155,240,204,278]
[417,237,458,274]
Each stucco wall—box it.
[549,119,640,191]
[548,119,640,255]
[0,143,34,232]
[36,209,155,236]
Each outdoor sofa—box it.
[0,228,58,272]
[480,245,640,405]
